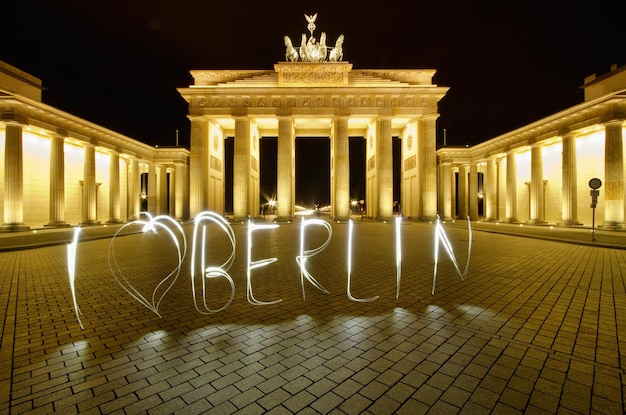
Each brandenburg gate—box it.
[178,15,449,222]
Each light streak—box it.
[347,219,379,302]
[190,211,236,313]
[67,227,83,329]
[395,216,402,299]
[247,220,281,305]
[432,216,472,294]
[108,212,186,316]
[296,218,332,299]
[64,210,472,325]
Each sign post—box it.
[589,178,602,242]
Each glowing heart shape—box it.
[108,213,186,316]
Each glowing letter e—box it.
[247,220,281,305]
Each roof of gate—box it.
[188,66,438,88]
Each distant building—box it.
[0,60,189,231]
[437,64,626,229]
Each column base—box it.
[506,217,521,224]
[557,220,583,227]
[525,219,548,226]
[600,221,625,230]
[44,221,71,228]
[106,219,124,225]
[1,223,30,232]
[79,220,101,227]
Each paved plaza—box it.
[1,219,625,414]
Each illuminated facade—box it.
[438,64,626,229]
[178,63,447,221]
[0,61,189,231]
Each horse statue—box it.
[318,32,327,61]
[284,36,299,62]
[329,34,344,62]
[299,34,308,61]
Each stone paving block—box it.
[3,223,626,414]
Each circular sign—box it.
[589,178,602,189]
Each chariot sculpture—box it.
[284,13,345,63]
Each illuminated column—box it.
[147,163,157,214]
[277,116,295,220]
[174,162,186,220]
[2,121,28,231]
[189,116,208,218]
[47,133,68,227]
[440,162,452,220]
[82,143,98,225]
[168,167,175,217]
[528,144,546,224]
[468,162,479,220]
[457,165,467,218]
[419,115,438,220]
[450,167,458,219]
[128,157,140,218]
[506,150,519,222]
[157,165,168,215]
[376,116,393,220]
[485,157,497,221]
[233,116,251,221]
[107,151,122,223]
[332,116,350,220]
[603,121,624,229]
[559,133,580,226]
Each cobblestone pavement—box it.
[1,219,625,414]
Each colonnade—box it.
[439,121,625,228]
[189,114,435,223]
[1,120,189,230]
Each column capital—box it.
[0,113,28,126]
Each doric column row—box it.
[1,122,184,229]
[441,119,624,228]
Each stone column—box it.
[168,167,176,217]
[559,133,580,226]
[147,164,157,214]
[189,117,207,218]
[175,163,186,220]
[468,162,479,220]
[457,165,467,219]
[47,133,68,227]
[451,167,458,219]
[506,150,519,222]
[156,165,168,215]
[440,163,452,220]
[603,121,624,228]
[233,117,251,221]
[82,143,98,225]
[107,151,122,223]
[419,115,438,220]
[485,157,497,221]
[2,122,28,231]
[376,116,393,220]
[128,157,140,218]
[528,144,546,224]
[277,116,295,221]
[332,116,351,220]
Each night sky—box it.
[3,0,624,206]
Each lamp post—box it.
[589,178,602,242]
